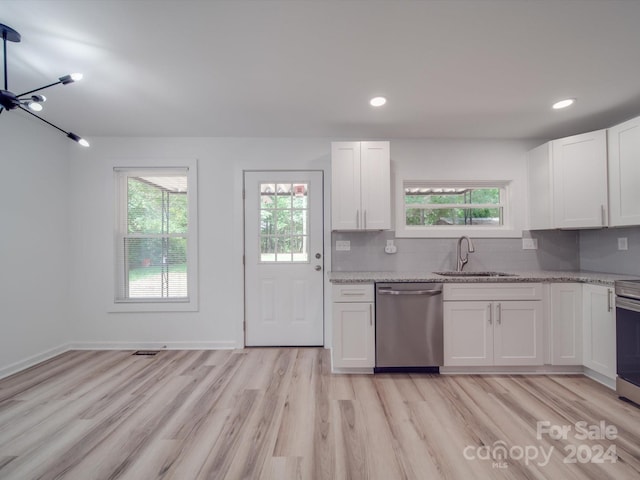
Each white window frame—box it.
[110,160,198,313]
[395,179,519,238]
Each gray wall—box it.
[331,229,580,272]
[579,226,640,276]
[331,227,640,277]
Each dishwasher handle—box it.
[377,289,443,296]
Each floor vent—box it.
[133,351,160,356]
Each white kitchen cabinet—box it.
[493,301,544,365]
[444,301,493,366]
[582,284,616,380]
[552,129,608,228]
[608,115,640,226]
[443,284,544,367]
[331,284,375,370]
[549,283,583,365]
[331,141,390,231]
[526,142,554,230]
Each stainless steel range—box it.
[615,279,640,405]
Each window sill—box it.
[395,226,522,239]
[109,299,198,313]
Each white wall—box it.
[391,139,536,237]
[1,133,534,373]
[67,137,332,350]
[66,137,533,350]
[0,115,71,376]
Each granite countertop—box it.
[328,270,640,286]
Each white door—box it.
[244,171,324,346]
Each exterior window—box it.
[259,182,309,262]
[398,180,511,237]
[114,166,197,308]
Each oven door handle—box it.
[616,296,640,313]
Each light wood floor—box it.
[1,349,639,479]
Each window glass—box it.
[259,182,309,262]
[403,183,505,228]
[116,171,189,301]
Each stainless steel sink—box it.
[434,271,518,277]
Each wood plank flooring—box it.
[1,348,640,479]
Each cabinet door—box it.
[360,141,391,230]
[332,302,374,368]
[608,115,640,226]
[550,283,583,365]
[331,142,361,230]
[527,142,554,230]
[552,130,608,228]
[493,301,544,366]
[582,284,616,379]
[444,301,493,366]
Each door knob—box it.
[315,265,322,271]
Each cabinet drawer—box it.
[332,284,374,302]
[444,283,542,301]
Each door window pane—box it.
[259,182,309,262]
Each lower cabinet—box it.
[331,284,375,369]
[550,283,583,365]
[443,284,544,367]
[582,284,616,379]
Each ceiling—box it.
[3,0,640,141]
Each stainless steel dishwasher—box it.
[375,282,443,372]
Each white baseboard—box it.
[68,340,240,350]
[583,367,616,390]
[0,344,71,380]
[440,365,584,375]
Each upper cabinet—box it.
[331,141,390,231]
[526,142,554,230]
[608,115,640,226]
[552,129,608,228]
[527,114,640,230]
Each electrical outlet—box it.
[335,240,351,251]
[618,237,628,251]
[384,239,397,254]
[522,238,538,250]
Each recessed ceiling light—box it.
[552,98,576,110]
[370,96,387,107]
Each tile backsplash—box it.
[331,230,580,272]
[579,226,640,276]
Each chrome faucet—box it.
[456,236,475,271]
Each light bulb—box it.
[370,96,387,107]
[27,101,43,112]
[552,98,575,110]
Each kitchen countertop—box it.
[328,270,640,287]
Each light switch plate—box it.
[335,240,351,251]
[522,238,538,250]
[618,237,628,251]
